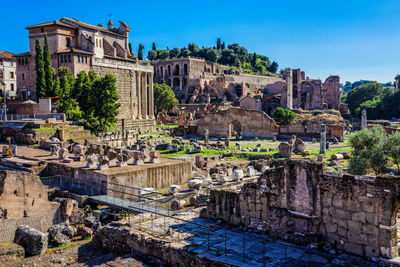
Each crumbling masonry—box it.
[202,159,400,259]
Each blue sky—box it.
[2,0,400,83]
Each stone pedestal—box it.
[133,160,144,165]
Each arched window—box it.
[60,55,63,63]
[96,39,98,47]
[168,65,171,76]
[64,55,67,62]
[174,65,180,75]
[184,64,188,75]
[160,66,163,77]
[68,55,71,63]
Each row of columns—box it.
[135,71,154,119]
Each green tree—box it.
[345,82,383,115]
[384,132,400,172]
[138,44,144,60]
[251,52,257,67]
[188,43,199,54]
[35,39,46,101]
[221,42,225,49]
[157,50,170,59]
[92,74,120,131]
[152,42,156,50]
[273,107,297,125]
[154,83,178,113]
[179,48,191,57]
[348,127,387,175]
[217,38,221,49]
[148,50,157,60]
[43,34,54,97]
[57,67,78,118]
[169,48,180,58]
[268,61,278,73]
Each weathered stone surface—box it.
[14,225,48,256]
[48,223,75,245]
[77,226,93,240]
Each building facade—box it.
[0,51,17,98]
[151,57,283,104]
[14,17,155,130]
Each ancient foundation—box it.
[201,159,400,259]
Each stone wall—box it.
[197,107,278,138]
[95,226,233,267]
[0,170,60,242]
[201,159,400,259]
[44,158,192,191]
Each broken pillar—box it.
[320,124,326,154]
[361,109,367,129]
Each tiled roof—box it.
[0,51,16,60]
[60,17,126,37]
[13,52,31,57]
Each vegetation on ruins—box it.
[273,107,297,125]
[348,127,400,175]
[147,39,279,75]
[34,39,46,100]
[154,83,178,114]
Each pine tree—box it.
[35,39,45,101]
[128,42,133,55]
[43,34,54,96]
[251,52,257,67]
[217,38,221,49]
[152,42,156,50]
[221,42,226,49]
[138,44,144,60]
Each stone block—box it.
[255,203,262,212]
[380,246,398,258]
[322,197,332,207]
[326,232,340,244]
[351,212,366,224]
[344,200,360,212]
[326,223,338,233]
[347,232,368,245]
[332,217,347,228]
[333,198,344,208]
[344,242,363,256]
[365,246,379,257]
[362,224,377,235]
[338,227,347,237]
[361,200,376,213]
[365,212,378,226]
[348,221,362,234]
[334,208,351,220]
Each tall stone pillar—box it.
[361,109,367,129]
[136,71,141,119]
[320,124,326,154]
[285,68,293,109]
[149,72,154,118]
[143,73,148,119]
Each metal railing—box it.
[0,113,65,122]
[41,175,372,266]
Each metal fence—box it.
[0,113,65,122]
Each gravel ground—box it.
[0,241,148,267]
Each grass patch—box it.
[35,127,56,134]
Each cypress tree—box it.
[35,39,45,101]
[43,34,53,96]
[138,44,144,60]
[251,52,257,67]
[152,42,156,50]
[217,38,221,49]
[221,42,226,49]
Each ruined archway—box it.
[235,85,243,97]
[160,66,163,77]
[228,120,242,137]
[184,64,188,75]
[173,78,180,89]
[174,65,180,76]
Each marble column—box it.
[143,72,148,119]
[320,124,326,154]
[149,72,154,118]
[136,71,141,119]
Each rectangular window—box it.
[77,55,80,63]
[10,84,14,91]
[68,55,71,63]
[60,55,63,63]
[85,56,87,64]
[10,72,14,79]
[22,73,25,81]
[66,37,71,48]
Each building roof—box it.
[0,51,15,60]
[239,94,260,103]
[13,52,31,58]
[25,20,77,30]
[60,17,126,37]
